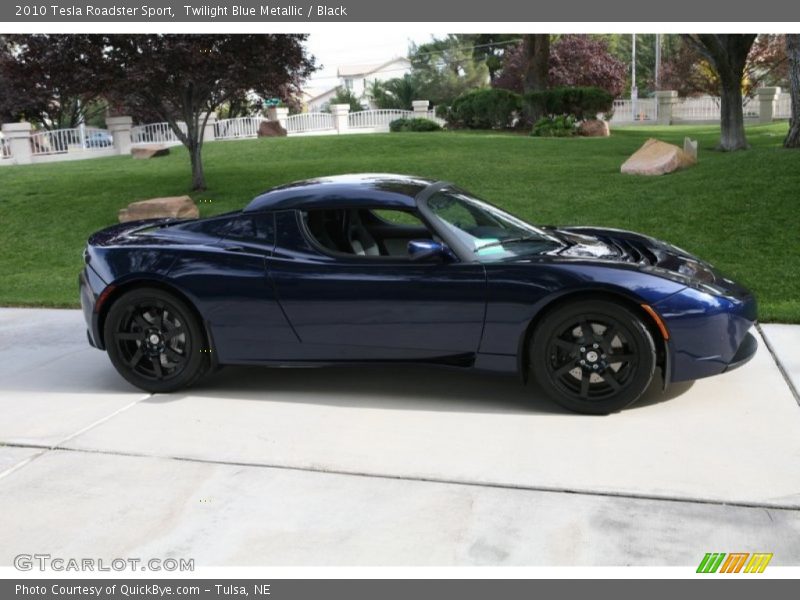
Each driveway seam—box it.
[0,395,151,482]
[4,441,800,513]
[757,323,800,407]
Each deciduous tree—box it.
[682,34,757,151]
[105,34,315,191]
[0,34,109,129]
[785,34,800,148]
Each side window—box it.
[223,213,275,246]
[302,207,434,259]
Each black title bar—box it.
[3,0,799,22]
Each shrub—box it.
[444,88,522,129]
[389,118,442,132]
[526,87,614,121]
[531,115,578,137]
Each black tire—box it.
[530,299,656,414]
[104,287,210,393]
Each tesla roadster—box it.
[80,174,757,414]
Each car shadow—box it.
[148,363,695,416]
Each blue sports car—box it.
[80,174,757,414]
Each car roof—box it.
[243,174,439,212]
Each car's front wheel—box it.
[530,299,656,414]
[104,287,210,393]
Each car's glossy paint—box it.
[80,174,758,387]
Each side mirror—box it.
[408,239,452,262]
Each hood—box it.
[540,226,749,298]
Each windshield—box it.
[423,187,559,262]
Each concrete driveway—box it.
[0,308,799,566]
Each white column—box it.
[412,100,430,118]
[330,104,350,134]
[1,122,33,165]
[756,87,781,124]
[106,116,133,155]
[267,106,289,130]
[654,91,678,125]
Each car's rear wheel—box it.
[104,288,209,393]
[530,300,656,414]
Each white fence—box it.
[214,116,264,140]
[611,93,787,124]
[775,94,792,119]
[28,126,113,156]
[1,92,794,167]
[131,122,185,146]
[285,112,336,134]
[610,98,658,123]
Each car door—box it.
[267,208,487,361]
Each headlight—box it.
[643,265,730,297]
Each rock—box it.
[578,119,610,137]
[620,138,697,176]
[258,120,287,137]
[118,196,199,223]
[131,145,170,159]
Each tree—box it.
[409,35,489,106]
[682,34,757,151]
[0,34,110,129]
[786,35,800,148]
[469,34,521,82]
[661,34,787,99]
[105,34,315,191]
[368,75,421,110]
[324,86,364,112]
[494,35,625,97]
[521,34,550,95]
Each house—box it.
[337,57,412,105]
[302,56,412,112]
[302,87,341,113]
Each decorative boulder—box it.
[620,138,697,176]
[118,196,199,223]
[578,119,610,137]
[258,121,287,137]
[131,145,170,159]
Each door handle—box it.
[222,244,246,252]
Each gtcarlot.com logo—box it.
[697,552,773,573]
[14,553,194,572]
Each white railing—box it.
[673,96,721,121]
[348,109,445,129]
[609,98,658,123]
[0,135,10,160]
[349,109,415,129]
[775,95,792,119]
[214,116,265,140]
[29,126,113,156]
[285,112,335,134]
[131,122,185,146]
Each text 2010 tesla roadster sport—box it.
[80,174,758,414]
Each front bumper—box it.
[79,265,107,349]
[723,331,758,373]
[654,285,758,383]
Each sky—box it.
[303,29,449,91]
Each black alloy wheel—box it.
[530,300,656,414]
[104,288,210,393]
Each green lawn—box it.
[1,123,798,321]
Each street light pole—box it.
[655,33,661,90]
[631,33,638,120]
